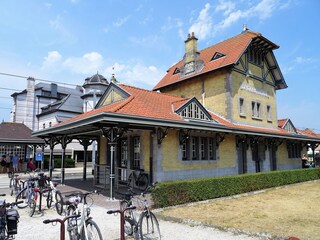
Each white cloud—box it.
[63,52,104,74]
[180,0,290,41]
[41,51,62,70]
[252,0,278,20]
[215,0,236,16]
[161,17,184,40]
[188,3,212,40]
[294,56,312,64]
[44,2,52,9]
[49,14,76,44]
[129,35,162,48]
[104,62,164,89]
[113,15,130,28]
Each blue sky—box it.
[0,0,319,132]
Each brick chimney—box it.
[184,32,198,63]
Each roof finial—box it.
[243,23,248,32]
[110,67,118,83]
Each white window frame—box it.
[266,105,272,122]
[239,97,246,117]
[251,101,262,120]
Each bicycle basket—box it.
[6,209,19,235]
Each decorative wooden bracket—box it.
[157,127,169,145]
[216,133,227,147]
[101,127,125,143]
[43,136,60,150]
[56,135,73,149]
[236,135,249,149]
[179,129,190,145]
[266,138,283,151]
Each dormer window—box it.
[177,98,212,121]
[184,61,195,74]
[173,68,180,75]
[211,52,225,61]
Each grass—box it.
[157,181,320,240]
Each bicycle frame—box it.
[67,194,91,240]
[43,214,80,240]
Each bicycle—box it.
[65,191,103,240]
[118,183,161,240]
[127,169,149,191]
[0,196,22,240]
[43,214,81,240]
[15,176,38,209]
[107,205,137,240]
[9,174,21,197]
[45,178,64,215]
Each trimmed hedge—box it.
[43,157,75,169]
[152,168,320,208]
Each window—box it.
[248,47,263,66]
[239,98,246,116]
[182,136,216,161]
[211,52,225,61]
[120,139,128,167]
[133,137,140,169]
[287,143,301,158]
[49,122,52,127]
[173,68,180,74]
[251,101,262,119]
[179,102,210,121]
[43,123,45,129]
[191,137,198,160]
[267,105,272,122]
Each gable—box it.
[175,97,215,122]
[233,43,286,90]
[96,82,131,108]
[281,119,297,134]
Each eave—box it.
[32,112,320,143]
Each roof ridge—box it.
[120,83,186,99]
[162,31,258,75]
[113,96,135,112]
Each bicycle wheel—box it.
[55,190,64,215]
[67,206,79,240]
[9,178,13,188]
[82,219,103,240]
[139,211,161,240]
[10,183,15,196]
[28,199,37,217]
[46,190,53,208]
[15,188,28,208]
[138,174,149,191]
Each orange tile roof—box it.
[57,84,319,141]
[153,30,275,91]
[278,118,288,128]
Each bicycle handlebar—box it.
[107,206,136,215]
[43,214,81,224]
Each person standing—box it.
[0,155,6,173]
[5,153,12,176]
[12,153,19,172]
[301,154,309,168]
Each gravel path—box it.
[1,174,263,240]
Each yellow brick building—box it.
[34,29,320,193]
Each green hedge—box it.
[43,157,75,169]
[152,168,320,208]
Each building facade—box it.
[11,74,109,161]
[33,29,320,190]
